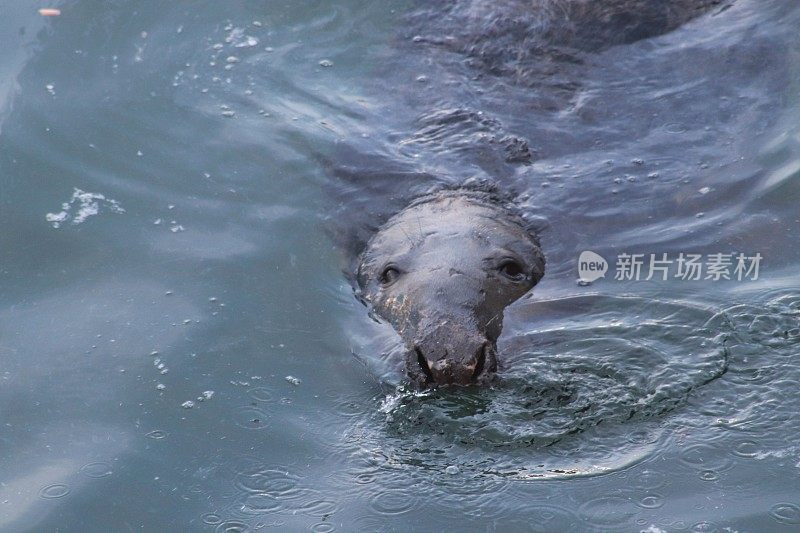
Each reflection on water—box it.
[1,0,799,531]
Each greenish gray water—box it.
[1,1,799,531]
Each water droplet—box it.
[182,400,195,409]
[445,465,460,475]
[318,59,333,68]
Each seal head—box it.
[356,189,545,387]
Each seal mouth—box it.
[415,346,436,385]
[414,342,493,387]
[471,344,488,381]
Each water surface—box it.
[1,0,799,531]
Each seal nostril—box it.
[415,347,435,383]
[471,344,487,381]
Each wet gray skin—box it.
[356,190,545,387]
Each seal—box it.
[337,0,733,388]
[356,188,545,387]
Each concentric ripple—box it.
[352,295,730,479]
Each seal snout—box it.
[413,335,496,387]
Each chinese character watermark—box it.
[578,251,761,283]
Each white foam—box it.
[46,188,124,228]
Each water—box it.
[1,0,799,531]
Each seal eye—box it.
[498,259,526,281]
[379,266,400,286]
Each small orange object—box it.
[38,8,61,16]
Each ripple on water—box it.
[201,513,223,525]
[247,386,273,403]
[770,503,800,525]
[233,405,271,430]
[214,520,249,533]
[241,493,281,514]
[296,497,339,518]
[234,466,304,500]
[578,495,639,529]
[354,472,376,485]
[636,493,665,509]
[514,504,581,533]
[427,470,511,520]
[80,461,113,478]
[724,296,800,356]
[351,515,396,531]
[145,430,167,439]
[630,469,668,490]
[678,443,734,473]
[334,396,369,418]
[310,523,336,533]
[39,484,70,499]
[699,469,719,482]
[690,521,720,532]
[366,295,729,479]
[369,489,417,516]
[731,439,760,458]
